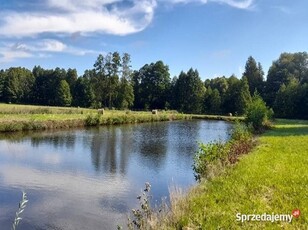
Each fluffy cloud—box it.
[0,0,253,62]
[0,0,156,37]
[0,0,253,37]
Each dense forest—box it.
[0,52,307,119]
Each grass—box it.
[191,114,244,122]
[0,103,192,132]
[0,103,93,114]
[161,119,308,229]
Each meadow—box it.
[159,119,308,229]
[0,103,191,132]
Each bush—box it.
[193,123,255,181]
[85,113,101,126]
[245,92,273,132]
[227,123,254,164]
[193,141,226,181]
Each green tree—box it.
[115,53,134,109]
[297,83,308,119]
[266,52,308,106]
[122,53,132,81]
[135,61,171,109]
[131,70,143,109]
[33,67,67,105]
[209,88,221,114]
[66,68,78,94]
[246,92,272,132]
[0,69,5,101]
[3,67,34,103]
[116,78,134,109]
[84,68,101,108]
[93,54,107,107]
[92,52,121,108]
[274,79,307,118]
[73,77,95,107]
[55,80,72,106]
[223,76,251,115]
[243,56,264,95]
[173,68,205,113]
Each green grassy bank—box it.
[191,114,244,122]
[163,119,308,229]
[0,104,191,132]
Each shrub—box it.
[245,92,273,132]
[193,123,255,180]
[193,141,227,181]
[85,113,101,126]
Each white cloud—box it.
[214,0,254,9]
[0,0,156,37]
[0,46,33,63]
[39,39,67,52]
[0,39,98,62]
[0,0,254,62]
[0,0,253,38]
[162,0,253,9]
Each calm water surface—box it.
[0,120,232,230]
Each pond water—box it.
[0,120,232,230]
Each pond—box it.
[0,120,232,230]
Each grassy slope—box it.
[168,119,308,229]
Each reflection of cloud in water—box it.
[0,142,63,166]
[0,166,131,230]
[1,165,130,199]
[0,141,33,156]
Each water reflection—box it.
[31,133,76,149]
[134,123,168,171]
[0,120,232,230]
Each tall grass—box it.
[0,103,92,114]
[12,191,28,230]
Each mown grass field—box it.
[163,119,308,229]
[0,103,191,132]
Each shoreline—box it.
[158,119,308,229]
[0,103,244,133]
[0,112,193,133]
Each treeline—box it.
[0,51,307,118]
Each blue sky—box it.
[0,0,307,79]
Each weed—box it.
[12,191,28,230]
[127,182,153,230]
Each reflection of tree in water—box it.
[30,132,76,149]
[90,126,133,175]
[133,123,168,171]
[1,130,77,150]
[169,120,232,158]
[168,121,200,157]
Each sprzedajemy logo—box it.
[236,209,301,223]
